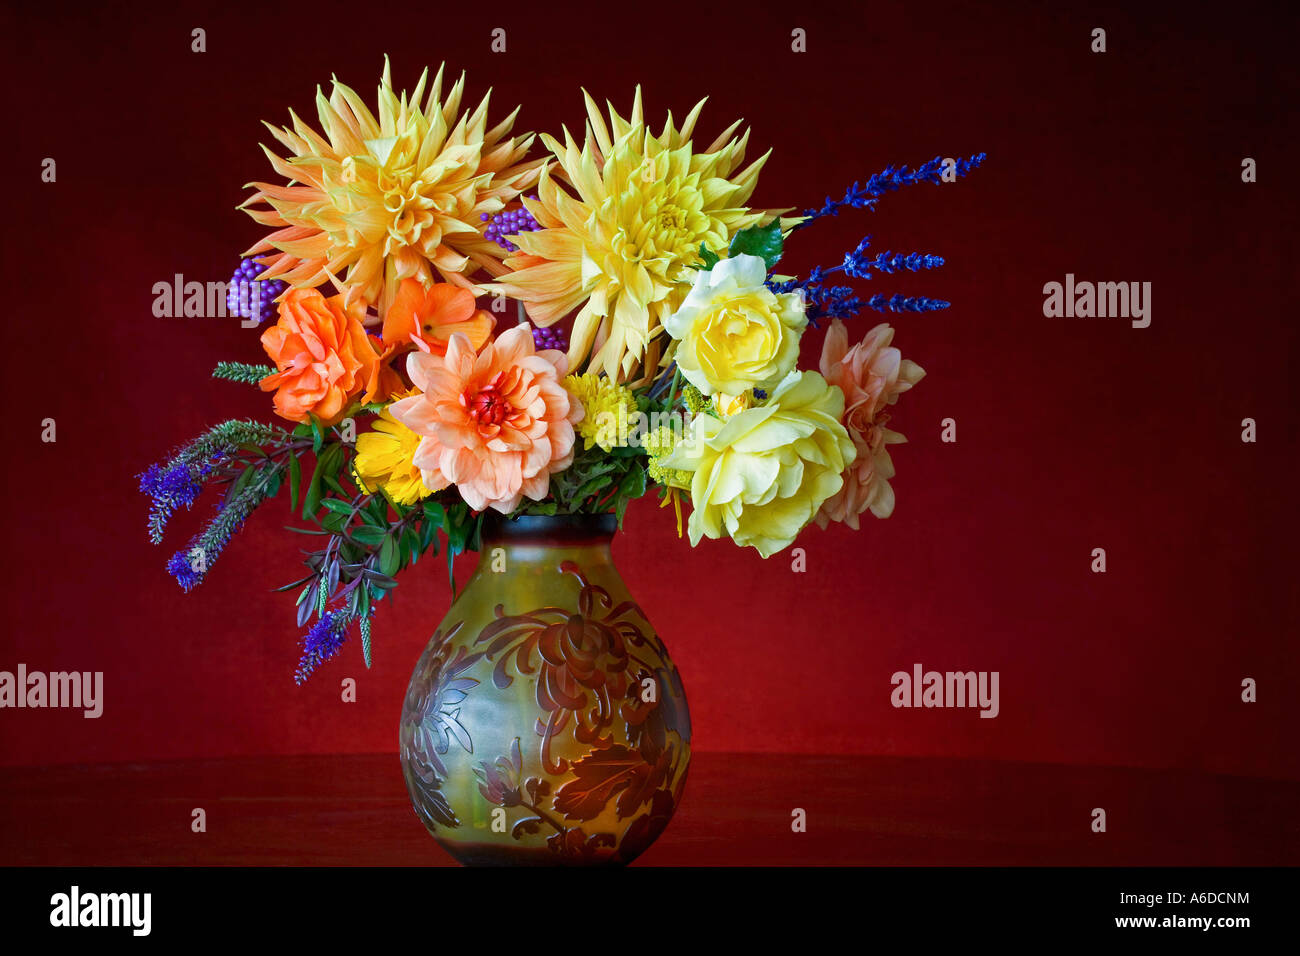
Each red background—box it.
[2,0,1296,782]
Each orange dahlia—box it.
[388,326,583,513]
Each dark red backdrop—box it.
[2,0,1296,779]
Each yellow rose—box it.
[712,392,752,416]
[663,254,806,396]
[661,370,856,558]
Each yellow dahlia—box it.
[488,89,778,383]
[240,58,542,316]
[354,402,433,506]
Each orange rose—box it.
[259,288,390,424]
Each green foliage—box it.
[287,455,302,510]
[697,244,720,269]
[302,441,349,519]
[175,419,286,468]
[729,221,784,269]
[212,361,275,384]
[287,483,487,640]
[517,442,649,528]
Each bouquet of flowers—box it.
[139,59,983,683]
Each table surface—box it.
[1,753,1296,866]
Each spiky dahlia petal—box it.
[240,57,543,312]
[485,89,776,384]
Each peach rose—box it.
[259,289,387,424]
[388,326,583,513]
[814,320,925,528]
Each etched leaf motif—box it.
[615,751,670,819]
[553,745,657,821]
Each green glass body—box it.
[399,513,692,865]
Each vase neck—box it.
[480,513,617,549]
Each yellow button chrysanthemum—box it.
[564,373,637,452]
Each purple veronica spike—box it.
[166,548,205,592]
[140,458,218,543]
[295,610,353,685]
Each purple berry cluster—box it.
[481,197,541,252]
[530,323,568,353]
[226,258,287,325]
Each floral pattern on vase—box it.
[399,515,691,866]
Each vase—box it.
[399,513,692,865]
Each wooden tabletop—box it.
[1,753,1295,865]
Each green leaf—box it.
[309,415,325,454]
[228,464,257,499]
[728,221,783,270]
[288,455,302,511]
[574,474,614,502]
[321,512,349,534]
[349,525,387,547]
[445,502,472,554]
[697,244,720,269]
[363,497,388,527]
[614,466,647,526]
[321,498,354,516]
[378,535,400,577]
[422,501,447,531]
[418,515,437,553]
[403,525,421,565]
[303,445,342,520]
[323,472,350,497]
[303,466,323,519]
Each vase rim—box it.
[483,512,617,543]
